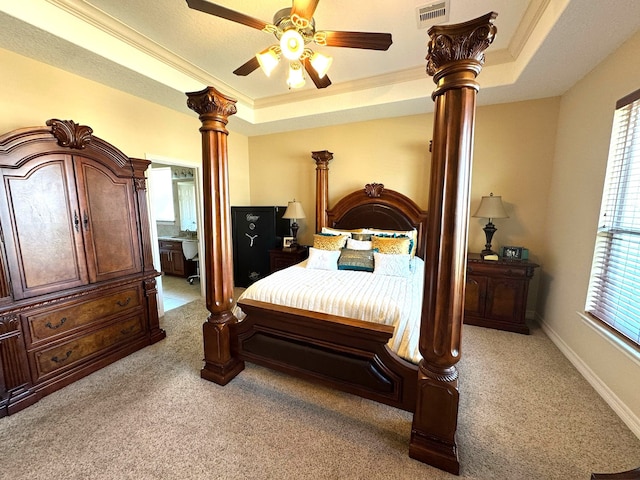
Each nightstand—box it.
[464,253,539,334]
[269,246,309,272]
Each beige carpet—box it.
[1,299,639,479]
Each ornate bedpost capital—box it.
[311,150,333,169]
[186,86,237,132]
[426,12,497,96]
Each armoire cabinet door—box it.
[74,157,141,282]
[0,155,89,299]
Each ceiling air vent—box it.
[416,0,450,29]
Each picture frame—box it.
[283,237,294,250]
[502,245,524,260]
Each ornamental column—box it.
[312,150,333,232]
[186,86,244,385]
[410,13,497,475]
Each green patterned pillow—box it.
[371,235,411,255]
[313,234,348,251]
[337,248,375,272]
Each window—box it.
[149,167,175,222]
[586,88,640,347]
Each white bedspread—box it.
[233,258,425,364]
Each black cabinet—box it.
[231,206,289,287]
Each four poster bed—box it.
[233,175,427,412]
[186,12,498,475]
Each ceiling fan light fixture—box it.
[256,47,280,77]
[310,52,333,78]
[287,61,306,89]
[280,29,305,60]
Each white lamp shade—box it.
[310,52,333,78]
[286,61,305,89]
[256,48,279,77]
[473,193,509,219]
[282,201,306,220]
[280,29,304,60]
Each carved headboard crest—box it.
[364,183,384,198]
[46,119,93,149]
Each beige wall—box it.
[540,30,640,433]
[248,97,560,315]
[0,47,251,206]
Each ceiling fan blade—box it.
[318,31,392,51]
[303,58,331,89]
[186,0,269,31]
[233,57,260,76]
[291,0,320,21]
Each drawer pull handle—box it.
[51,350,73,363]
[116,297,131,307]
[73,211,80,232]
[120,326,135,335]
[45,317,67,330]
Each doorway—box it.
[146,155,204,316]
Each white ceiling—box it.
[1,0,640,136]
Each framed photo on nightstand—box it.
[502,246,523,260]
[282,236,294,250]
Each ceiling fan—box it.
[186,0,393,90]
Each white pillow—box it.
[306,247,340,270]
[346,238,373,250]
[373,252,411,277]
[321,227,354,237]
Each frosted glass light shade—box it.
[286,62,305,89]
[310,52,333,78]
[280,29,304,60]
[256,48,279,77]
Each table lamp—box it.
[282,200,306,248]
[473,193,509,257]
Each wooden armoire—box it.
[0,119,165,416]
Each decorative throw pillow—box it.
[313,233,348,250]
[366,228,418,258]
[321,227,357,237]
[351,233,372,241]
[306,247,340,270]
[338,248,375,272]
[346,238,373,250]
[371,235,411,255]
[373,252,411,277]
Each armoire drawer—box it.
[30,314,145,380]
[24,285,142,346]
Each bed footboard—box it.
[234,299,418,412]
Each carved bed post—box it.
[410,13,497,474]
[312,150,333,232]
[186,86,244,385]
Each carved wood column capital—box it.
[186,86,237,133]
[426,12,497,98]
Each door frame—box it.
[145,153,204,317]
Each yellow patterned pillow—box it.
[371,235,411,255]
[313,234,348,251]
[367,228,418,258]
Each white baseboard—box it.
[535,314,640,439]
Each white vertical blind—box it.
[586,89,640,347]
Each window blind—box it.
[586,88,640,347]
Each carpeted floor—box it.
[1,299,638,479]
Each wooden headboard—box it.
[326,183,428,259]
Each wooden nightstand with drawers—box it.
[464,253,539,334]
[269,247,309,273]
